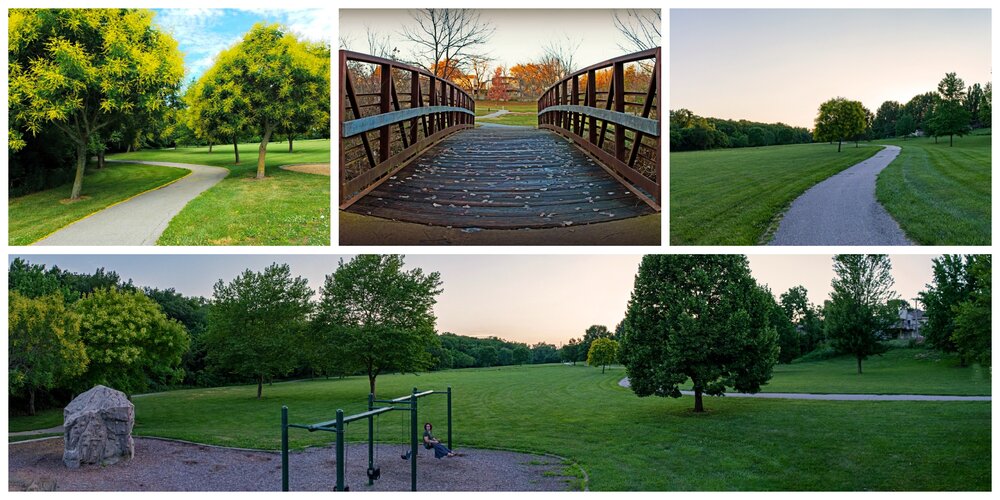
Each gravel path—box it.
[768,145,912,246]
[617,378,990,401]
[33,160,228,246]
[9,437,578,492]
[279,163,330,176]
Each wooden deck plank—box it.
[344,126,655,229]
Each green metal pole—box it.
[411,387,418,492]
[367,393,374,486]
[281,406,289,492]
[447,386,452,450]
[336,409,345,492]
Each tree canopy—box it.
[824,255,897,374]
[587,337,619,373]
[619,255,779,412]
[813,97,867,152]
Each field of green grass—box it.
[875,132,991,245]
[8,163,189,245]
[110,139,330,245]
[10,348,988,491]
[474,100,537,115]
[670,144,877,245]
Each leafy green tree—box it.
[580,325,611,362]
[531,343,560,364]
[560,338,581,365]
[872,101,902,139]
[512,345,532,365]
[952,255,990,367]
[203,23,329,179]
[929,73,971,146]
[771,297,800,364]
[964,83,984,127]
[919,255,971,358]
[74,287,189,395]
[587,337,619,373]
[895,113,916,139]
[206,264,312,399]
[779,285,824,354]
[979,82,991,128]
[8,292,88,415]
[8,258,76,302]
[8,8,184,199]
[813,97,867,152]
[184,71,249,162]
[824,255,897,374]
[619,255,779,413]
[313,255,442,396]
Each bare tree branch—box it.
[400,8,494,81]
[542,35,582,80]
[613,9,661,53]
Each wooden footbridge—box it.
[339,48,660,229]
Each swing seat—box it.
[400,450,411,460]
[367,466,381,481]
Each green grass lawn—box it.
[110,139,330,245]
[474,100,537,115]
[10,350,989,491]
[476,113,538,127]
[670,143,877,245]
[874,133,991,245]
[9,433,62,443]
[8,163,189,245]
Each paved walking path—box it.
[9,425,63,437]
[617,378,989,401]
[477,109,510,119]
[769,145,912,246]
[33,160,228,246]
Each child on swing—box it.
[422,422,456,458]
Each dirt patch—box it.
[340,211,660,246]
[59,196,91,204]
[280,163,330,176]
[9,437,579,492]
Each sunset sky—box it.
[340,9,659,71]
[11,254,941,346]
[671,9,991,128]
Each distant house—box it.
[887,306,926,340]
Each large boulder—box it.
[63,385,135,468]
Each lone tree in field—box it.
[206,263,313,399]
[487,67,509,101]
[619,255,779,413]
[8,292,88,415]
[204,24,329,179]
[813,97,867,152]
[587,337,619,374]
[824,255,897,374]
[929,72,971,146]
[313,255,443,397]
[8,8,184,200]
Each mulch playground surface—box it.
[9,437,577,491]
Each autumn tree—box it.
[487,66,509,101]
[813,97,867,152]
[824,255,897,374]
[312,255,443,397]
[401,9,494,81]
[8,292,88,415]
[204,24,329,179]
[929,72,971,146]
[74,287,190,395]
[587,337,619,373]
[8,8,184,199]
[619,255,779,413]
[205,263,313,399]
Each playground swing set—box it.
[281,386,453,492]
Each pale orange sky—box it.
[11,254,941,346]
[671,9,992,128]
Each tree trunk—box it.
[70,140,88,200]
[950,134,954,147]
[837,140,842,153]
[97,149,106,169]
[257,375,263,399]
[233,136,240,164]
[208,143,213,153]
[694,387,704,413]
[856,356,863,374]
[288,135,294,153]
[28,388,36,416]
[256,127,274,179]
[602,364,606,374]
[369,374,377,397]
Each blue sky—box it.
[152,8,331,83]
[9,254,938,345]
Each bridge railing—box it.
[537,48,661,210]
[339,50,475,208]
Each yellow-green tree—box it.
[8,9,184,199]
[185,64,251,162]
[8,291,88,415]
[587,337,619,373]
[202,24,329,179]
[813,97,867,152]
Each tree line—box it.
[669,110,812,152]
[8,8,330,198]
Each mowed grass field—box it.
[8,163,189,245]
[10,348,989,491]
[476,100,538,127]
[670,144,876,245]
[875,132,991,245]
[110,139,330,245]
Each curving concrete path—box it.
[477,109,510,119]
[33,160,228,246]
[769,145,912,246]
[617,378,990,401]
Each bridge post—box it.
[587,69,597,144]
[410,70,419,145]
[428,76,436,134]
[613,61,626,162]
[379,63,391,164]
[571,75,580,135]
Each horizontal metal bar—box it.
[342,106,474,137]
[287,424,313,430]
[391,390,435,403]
[539,105,660,137]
